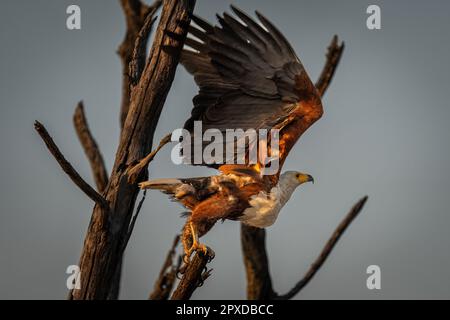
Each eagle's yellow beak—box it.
[296,173,314,184]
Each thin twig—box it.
[122,189,147,252]
[276,196,368,300]
[73,101,109,192]
[127,133,172,184]
[149,235,182,300]
[34,121,108,209]
[315,35,345,97]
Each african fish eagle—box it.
[140,5,324,263]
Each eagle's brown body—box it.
[140,169,266,252]
[180,174,263,252]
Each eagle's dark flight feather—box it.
[178,6,320,170]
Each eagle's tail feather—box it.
[139,178,181,192]
[139,178,196,200]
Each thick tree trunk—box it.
[69,0,196,300]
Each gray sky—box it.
[1,0,450,299]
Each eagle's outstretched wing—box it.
[180,6,323,181]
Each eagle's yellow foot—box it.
[183,222,215,264]
[183,240,214,264]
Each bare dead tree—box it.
[35,0,196,300]
[35,0,365,300]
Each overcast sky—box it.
[1,0,450,299]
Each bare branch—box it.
[171,252,214,300]
[315,35,345,97]
[122,189,147,252]
[150,235,182,300]
[34,121,108,209]
[118,0,163,128]
[73,101,109,192]
[127,133,171,184]
[276,196,368,300]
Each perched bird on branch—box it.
[140,6,325,263]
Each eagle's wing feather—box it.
[180,6,322,180]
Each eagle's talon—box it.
[202,268,213,280]
[198,244,209,256]
[184,239,214,265]
[183,252,192,265]
[207,247,215,261]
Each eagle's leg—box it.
[182,220,215,264]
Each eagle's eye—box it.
[295,173,300,178]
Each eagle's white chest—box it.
[240,184,295,228]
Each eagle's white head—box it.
[280,171,314,188]
[274,171,315,208]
